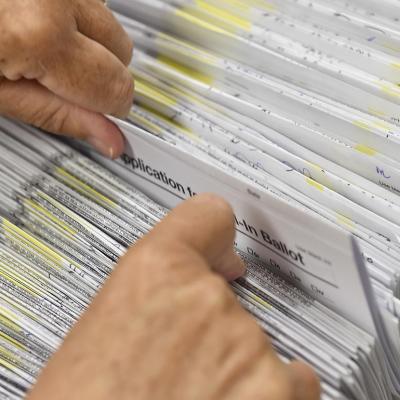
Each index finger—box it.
[74,0,134,66]
[38,32,134,117]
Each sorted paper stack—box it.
[2,0,400,399]
[0,119,373,400]
[0,119,167,399]
[105,0,400,398]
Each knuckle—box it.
[10,21,53,53]
[136,240,187,272]
[131,240,202,288]
[2,70,23,81]
[30,101,70,134]
[112,73,134,116]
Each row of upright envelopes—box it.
[107,1,400,399]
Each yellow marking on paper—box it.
[249,292,271,309]
[2,219,63,266]
[0,348,20,368]
[219,0,251,12]
[164,81,220,111]
[306,161,323,171]
[0,355,16,371]
[354,119,391,132]
[306,178,324,192]
[169,84,206,107]
[157,32,219,67]
[0,307,17,321]
[1,254,45,285]
[372,120,392,130]
[129,112,164,136]
[138,104,200,142]
[10,238,61,271]
[0,308,20,332]
[306,162,333,190]
[353,120,371,131]
[24,199,76,236]
[174,8,234,37]
[354,144,377,156]
[0,266,37,297]
[225,0,274,11]
[383,42,400,52]
[195,0,251,31]
[368,107,386,118]
[157,55,214,86]
[135,80,178,108]
[2,296,37,321]
[23,208,75,242]
[179,127,203,141]
[0,331,24,351]
[55,168,116,208]
[246,0,276,10]
[0,316,19,332]
[380,83,400,98]
[336,213,355,229]
[135,67,213,110]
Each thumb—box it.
[0,77,125,158]
[142,193,246,281]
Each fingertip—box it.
[122,38,134,67]
[191,192,233,211]
[107,123,125,159]
[189,193,236,231]
[75,0,135,66]
[177,194,243,279]
[220,254,247,282]
[41,33,135,118]
[84,115,125,159]
[0,79,126,159]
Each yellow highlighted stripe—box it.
[174,8,233,37]
[336,213,355,229]
[306,178,324,192]
[354,144,377,156]
[55,168,117,209]
[195,0,251,31]
[157,55,214,85]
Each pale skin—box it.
[0,1,321,399]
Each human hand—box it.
[0,0,133,158]
[28,194,320,400]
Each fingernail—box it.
[219,253,247,281]
[87,136,115,159]
[229,257,247,281]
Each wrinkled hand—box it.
[28,194,320,400]
[0,0,134,158]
